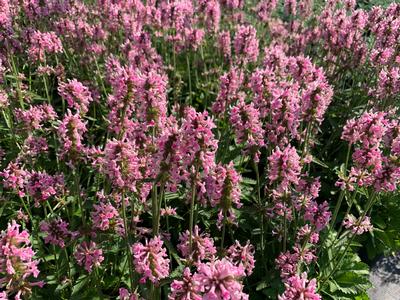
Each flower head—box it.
[193,258,248,300]
[132,236,170,284]
[74,241,104,273]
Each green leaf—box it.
[71,275,89,297]
[312,156,329,168]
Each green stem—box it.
[254,161,264,259]
[189,167,199,258]
[121,191,135,290]
[9,55,24,109]
[330,144,352,230]
[186,53,192,105]
[320,192,377,285]
[152,182,160,236]
[221,210,227,249]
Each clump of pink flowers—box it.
[0,221,43,299]
[279,273,321,300]
[169,267,201,300]
[268,145,301,191]
[74,241,104,273]
[227,240,256,276]
[132,236,170,284]
[91,201,124,236]
[28,30,63,62]
[178,226,216,264]
[339,110,400,192]
[343,215,373,235]
[58,79,93,114]
[40,218,74,248]
[193,258,248,300]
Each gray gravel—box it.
[369,255,400,300]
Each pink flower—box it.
[74,241,104,273]
[91,202,124,235]
[343,215,373,235]
[178,226,217,264]
[193,258,248,300]
[58,110,87,162]
[0,221,42,299]
[227,240,255,276]
[133,70,168,128]
[21,136,48,159]
[119,288,140,300]
[304,201,331,232]
[160,207,177,216]
[342,111,388,146]
[212,68,243,115]
[0,90,8,108]
[58,79,93,114]
[234,25,259,63]
[275,251,299,279]
[178,107,218,178]
[255,0,278,21]
[218,31,232,59]
[278,273,321,300]
[340,111,400,192]
[201,0,221,33]
[230,95,265,161]
[28,30,63,62]
[15,104,57,131]
[296,225,319,244]
[40,219,74,248]
[268,146,301,191]
[0,0,11,29]
[95,139,141,192]
[221,0,244,9]
[169,267,202,300]
[204,163,242,228]
[25,171,64,206]
[0,162,28,197]
[132,236,170,284]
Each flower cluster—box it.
[0,221,42,299]
[74,241,104,273]
[28,30,63,62]
[58,79,93,114]
[40,218,75,248]
[132,236,170,284]
[340,111,400,192]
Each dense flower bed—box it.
[0,0,399,299]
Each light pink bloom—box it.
[343,215,373,235]
[132,236,170,284]
[178,226,216,264]
[58,110,87,162]
[169,267,202,300]
[278,273,321,300]
[0,221,42,298]
[268,146,301,191]
[227,240,255,275]
[91,202,124,236]
[58,79,93,114]
[28,30,63,62]
[74,241,104,273]
[234,25,259,63]
[194,258,248,300]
